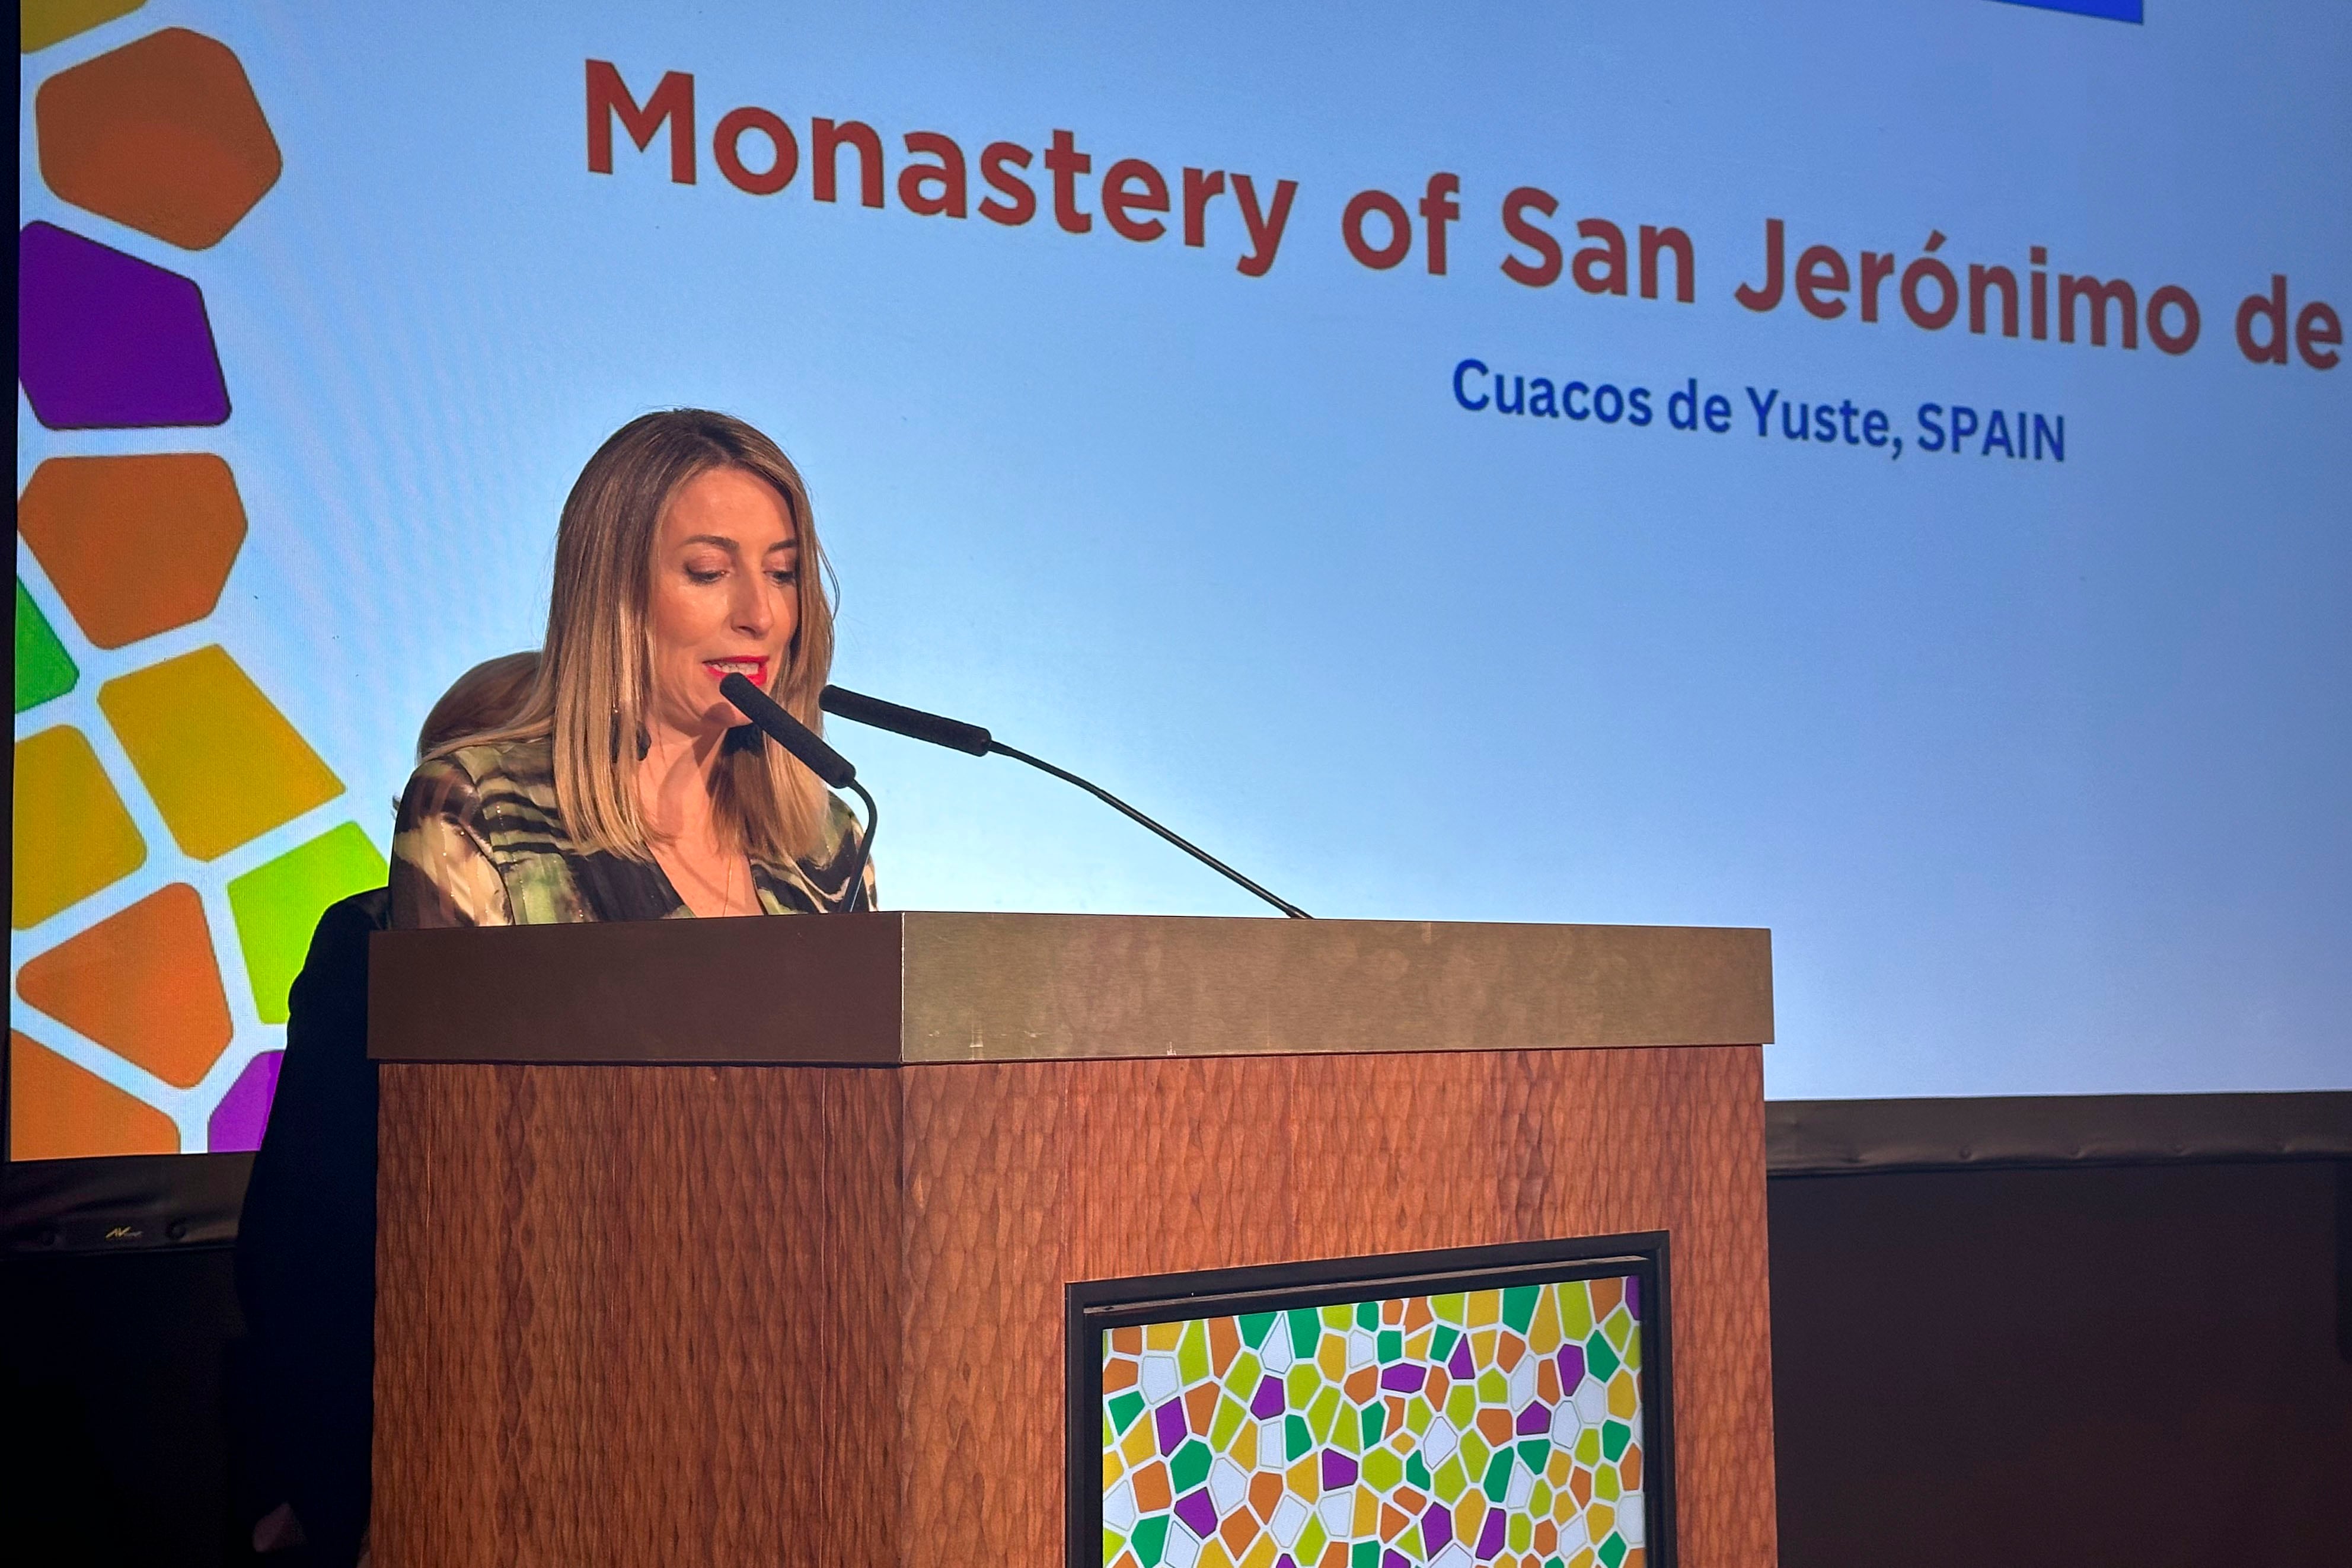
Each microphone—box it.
[719,673,877,909]
[818,684,1310,919]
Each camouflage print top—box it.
[389,733,873,928]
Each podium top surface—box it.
[369,912,1771,1066]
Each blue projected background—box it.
[14,2,2348,1157]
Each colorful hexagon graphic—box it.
[17,221,231,429]
[13,726,148,929]
[18,454,248,648]
[9,1031,180,1160]
[16,22,356,1161]
[36,27,283,250]
[98,646,345,861]
[20,1,146,55]
[16,579,81,711]
[16,883,235,1089]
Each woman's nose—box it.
[730,574,774,635]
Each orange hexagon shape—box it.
[36,27,282,250]
[17,454,247,649]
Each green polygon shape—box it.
[1430,1325,1460,1363]
[1109,1391,1145,1433]
[1285,1413,1313,1461]
[1598,1531,1628,1568]
[1177,1320,1211,1384]
[1405,1451,1431,1490]
[1352,1541,1380,1568]
[1433,1454,1467,1503]
[1586,1331,1622,1382]
[1518,1436,1551,1473]
[1376,1329,1401,1363]
[1288,1309,1322,1358]
[1240,1311,1276,1349]
[1131,1513,1169,1566]
[1355,1299,1379,1330]
[1601,1419,1631,1461]
[228,822,390,1023]
[1359,1402,1384,1448]
[1482,1448,1515,1503]
[1546,1559,1565,1568]
[15,581,78,712]
[1171,1438,1211,1493]
[1362,1445,1402,1493]
[1502,1285,1539,1333]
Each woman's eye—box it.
[768,569,798,587]
[686,566,725,585]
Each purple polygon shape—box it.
[1173,1489,1218,1540]
[1517,1400,1552,1435]
[208,1049,283,1152]
[1625,1275,1640,1318]
[1154,1399,1187,1455]
[1558,1343,1586,1389]
[1447,1339,1474,1380]
[1421,1501,1451,1551]
[18,222,231,429]
[1383,1551,1407,1568]
[1475,1507,1507,1557]
[1379,1363,1425,1394]
[1250,1374,1286,1419]
[1320,1448,1356,1489]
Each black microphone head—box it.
[720,672,857,788]
[819,685,994,756]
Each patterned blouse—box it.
[389,733,873,927]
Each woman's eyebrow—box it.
[677,533,742,551]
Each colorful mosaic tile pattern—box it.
[15,15,383,1158]
[1100,1278,1649,1568]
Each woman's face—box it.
[644,465,800,737]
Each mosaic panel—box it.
[17,20,371,1158]
[1099,1278,1649,1568]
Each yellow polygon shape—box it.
[21,0,143,53]
[98,644,342,860]
[12,725,146,927]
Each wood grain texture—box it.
[374,1046,1775,1566]
[896,1045,1776,1567]
[374,1062,901,1566]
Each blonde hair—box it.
[439,409,838,864]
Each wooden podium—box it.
[368,913,1777,1566]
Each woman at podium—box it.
[390,408,872,926]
